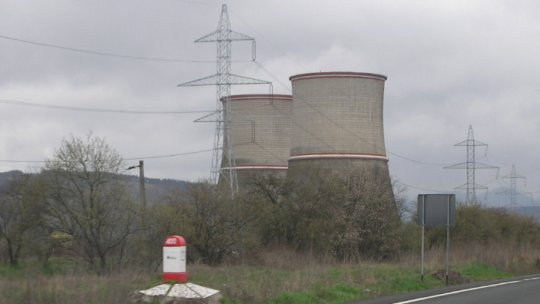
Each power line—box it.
[2,20,444,170]
[0,34,249,64]
[253,60,449,167]
[253,142,288,163]
[126,143,253,161]
[228,10,311,72]
[0,148,215,164]
[0,98,213,115]
[387,151,450,167]
[0,159,46,163]
[175,0,215,6]
[229,12,469,169]
[124,148,214,160]
[394,180,453,194]
[233,12,450,168]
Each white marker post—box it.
[162,235,187,283]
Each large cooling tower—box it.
[220,94,292,188]
[288,72,393,199]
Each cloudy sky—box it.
[1,0,539,204]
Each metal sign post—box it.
[417,194,456,285]
[445,195,451,286]
[420,195,425,282]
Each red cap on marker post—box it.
[162,235,187,283]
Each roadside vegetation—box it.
[0,248,524,304]
[1,134,540,303]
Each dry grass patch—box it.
[0,271,151,304]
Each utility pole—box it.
[445,125,498,204]
[139,160,146,210]
[127,160,146,210]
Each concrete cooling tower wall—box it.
[220,94,292,187]
[287,72,394,201]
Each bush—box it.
[247,171,400,262]
[424,204,540,249]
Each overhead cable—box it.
[394,181,454,194]
[0,34,248,63]
[124,148,214,160]
[0,148,214,164]
[0,99,213,115]
[254,60,449,167]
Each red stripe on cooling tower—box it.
[288,153,388,161]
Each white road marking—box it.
[393,277,540,304]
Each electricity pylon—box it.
[178,4,271,194]
[445,125,498,204]
[499,164,527,209]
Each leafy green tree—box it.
[42,134,135,274]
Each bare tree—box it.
[0,174,45,266]
[391,178,410,220]
[248,170,401,261]
[248,174,336,252]
[329,171,401,260]
[178,182,252,265]
[42,134,135,273]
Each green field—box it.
[0,254,519,304]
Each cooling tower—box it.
[220,94,292,188]
[288,72,394,199]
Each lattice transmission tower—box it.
[178,4,271,194]
[445,125,498,204]
[499,164,527,209]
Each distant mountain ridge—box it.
[512,206,540,222]
[120,174,190,203]
[0,170,190,204]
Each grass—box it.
[188,256,516,303]
[0,264,518,304]
[197,243,539,303]
[457,263,512,281]
[370,264,442,293]
[0,263,21,279]
[0,271,153,304]
[0,246,537,304]
[0,259,152,304]
[268,284,363,304]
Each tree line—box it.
[2,134,540,274]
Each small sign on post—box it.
[162,235,187,283]
[417,194,456,286]
[417,194,456,227]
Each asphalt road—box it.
[352,275,540,304]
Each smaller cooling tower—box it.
[220,94,292,188]
[287,72,393,201]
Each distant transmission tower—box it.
[499,164,526,209]
[445,125,498,204]
[178,4,271,194]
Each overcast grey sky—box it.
[1,0,539,204]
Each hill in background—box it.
[120,174,190,203]
[0,170,190,204]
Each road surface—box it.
[353,275,540,304]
